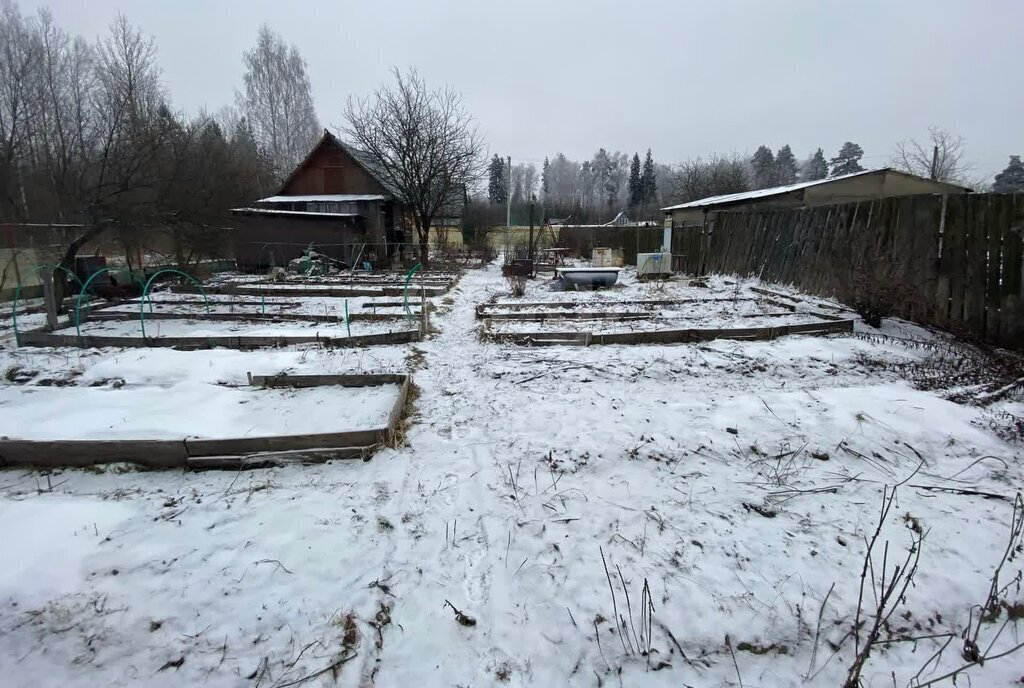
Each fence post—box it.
[41,273,58,330]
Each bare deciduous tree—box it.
[664,154,751,207]
[343,67,485,267]
[237,25,320,180]
[0,3,271,308]
[892,127,970,183]
[543,153,580,211]
[510,163,537,203]
[0,0,39,218]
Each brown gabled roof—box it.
[275,129,401,198]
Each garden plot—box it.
[481,269,852,344]
[196,281,450,298]
[484,308,839,334]
[95,293,423,319]
[0,382,397,442]
[0,370,411,469]
[200,270,460,297]
[210,270,459,287]
[56,317,411,340]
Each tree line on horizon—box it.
[481,134,1024,226]
[3,0,1022,254]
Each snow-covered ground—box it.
[0,262,1021,687]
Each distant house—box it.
[662,168,971,227]
[231,130,410,268]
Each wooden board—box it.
[186,446,373,470]
[184,430,386,457]
[0,439,188,468]
[251,373,408,388]
[483,318,853,346]
[87,310,410,324]
[18,328,421,350]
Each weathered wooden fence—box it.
[693,193,1023,346]
[559,194,1024,346]
[557,226,664,266]
[558,224,716,273]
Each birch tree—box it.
[238,25,320,180]
[509,162,537,203]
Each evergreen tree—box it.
[802,148,829,181]
[751,145,776,189]
[628,153,642,207]
[992,155,1024,193]
[829,142,865,176]
[775,145,798,185]
[488,154,507,205]
[640,149,657,204]
[542,157,550,195]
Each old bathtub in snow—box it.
[555,267,621,289]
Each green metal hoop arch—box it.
[140,269,209,340]
[402,263,422,321]
[74,267,118,338]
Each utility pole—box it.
[528,194,535,263]
[506,155,512,229]
[929,144,939,180]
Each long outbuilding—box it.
[662,168,971,227]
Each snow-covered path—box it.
[1,262,1022,687]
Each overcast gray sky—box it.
[23,0,1024,181]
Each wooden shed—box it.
[231,130,411,269]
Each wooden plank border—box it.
[17,327,421,350]
[87,310,413,324]
[482,318,853,346]
[475,297,762,318]
[0,374,412,470]
[175,284,450,298]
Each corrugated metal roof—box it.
[231,208,362,218]
[257,194,386,203]
[661,168,889,212]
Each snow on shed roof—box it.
[231,207,362,218]
[257,194,386,203]
[661,168,890,212]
